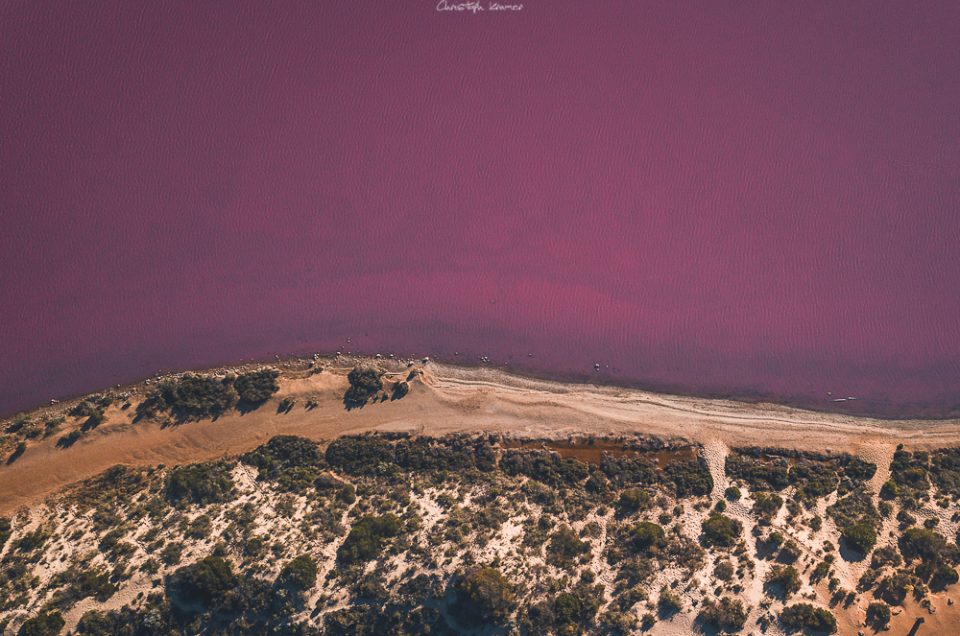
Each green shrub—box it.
[724,486,741,500]
[840,521,877,556]
[240,435,323,491]
[726,448,873,500]
[49,566,117,608]
[165,462,235,507]
[546,525,591,568]
[930,563,959,591]
[139,373,239,421]
[80,408,105,431]
[277,555,317,595]
[451,567,516,627]
[663,457,714,497]
[698,597,747,632]
[899,527,947,563]
[160,542,183,566]
[551,587,602,632]
[827,489,879,530]
[56,429,82,448]
[752,492,783,519]
[165,556,237,612]
[344,366,383,406]
[326,434,496,476]
[658,587,682,615]
[325,435,394,474]
[617,488,651,514]
[765,565,801,598]
[870,546,902,569]
[701,514,742,548]
[865,602,890,629]
[17,611,64,636]
[779,603,836,633]
[630,521,666,554]
[66,465,150,513]
[779,540,802,564]
[234,369,280,405]
[874,571,912,605]
[502,449,589,487]
[390,382,410,400]
[337,514,402,566]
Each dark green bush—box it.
[56,429,82,448]
[164,461,235,507]
[68,464,149,511]
[616,488,651,514]
[663,457,714,497]
[240,435,323,491]
[337,514,402,566]
[870,546,902,569]
[899,527,947,563]
[546,525,591,568]
[165,556,237,612]
[828,489,879,534]
[930,563,959,591]
[753,492,783,519]
[391,382,410,400]
[550,586,602,633]
[865,602,890,629]
[874,571,912,605]
[502,449,589,487]
[233,369,280,405]
[451,567,516,627]
[17,611,64,636]
[49,566,116,608]
[779,603,836,633]
[277,555,317,595]
[726,448,874,501]
[344,366,383,406]
[698,597,747,632]
[887,447,930,504]
[326,434,496,476]
[840,521,877,556]
[630,521,666,554]
[701,514,742,549]
[139,373,239,421]
[765,565,801,598]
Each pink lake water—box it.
[1,1,959,418]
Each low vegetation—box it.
[698,597,747,632]
[1,425,959,635]
[136,369,280,422]
[779,603,837,633]
[344,366,383,406]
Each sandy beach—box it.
[2,358,959,516]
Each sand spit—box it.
[1,358,959,515]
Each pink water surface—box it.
[1,1,959,417]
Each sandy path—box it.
[1,361,959,515]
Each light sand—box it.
[2,359,959,516]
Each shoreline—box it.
[4,350,958,423]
